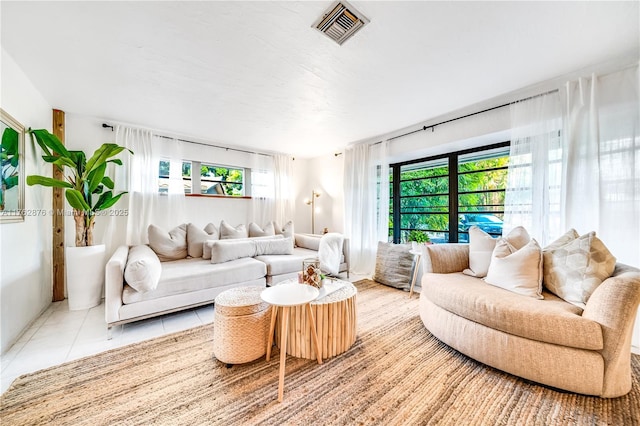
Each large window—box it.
[158,160,191,194]
[390,142,509,243]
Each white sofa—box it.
[105,232,349,332]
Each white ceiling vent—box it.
[312,1,370,46]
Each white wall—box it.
[0,49,53,354]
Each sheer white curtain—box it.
[561,66,639,266]
[250,153,275,226]
[273,154,295,225]
[344,141,389,275]
[116,126,186,245]
[504,92,563,245]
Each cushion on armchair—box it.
[485,238,543,299]
[463,226,530,278]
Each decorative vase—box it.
[302,258,322,288]
[66,244,106,310]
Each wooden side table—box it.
[261,283,322,402]
[275,280,357,360]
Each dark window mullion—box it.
[392,164,401,244]
[449,153,459,243]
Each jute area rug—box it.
[1,280,639,425]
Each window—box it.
[200,163,244,196]
[158,160,191,194]
[390,142,509,243]
[158,160,245,196]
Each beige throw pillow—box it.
[248,222,275,238]
[210,237,293,264]
[484,238,543,299]
[124,245,162,293]
[148,224,188,261]
[219,220,249,239]
[186,223,219,258]
[203,234,284,259]
[463,225,530,278]
[543,230,616,307]
[273,221,294,240]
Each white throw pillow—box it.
[148,224,188,261]
[484,238,543,299]
[219,220,249,239]
[248,222,275,238]
[463,225,531,278]
[203,234,284,259]
[124,245,162,293]
[273,220,294,240]
[186,223,219,258]
[210,237,293,264]
[543,230,616,307]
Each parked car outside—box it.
[458,214,503,242]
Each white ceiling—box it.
[2,1,638,158]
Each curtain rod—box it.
[101,123,272,157]
[373,88,560,145]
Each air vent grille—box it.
[313,1,370,46]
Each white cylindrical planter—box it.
[66,244,106,311]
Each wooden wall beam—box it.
[52,109,65,302]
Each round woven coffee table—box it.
[275,278,357,360]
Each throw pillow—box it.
[373,242,414,291]
[463,225,531,278]
[148,223,188,261]
[484,238,543,299]
[203,234,284,259]
[209,237,294,264]
[248,222,276,238]
[273,220,294,240]
[543,231,616,307]
[219,220,249,239]
[124,245,162,293]
[186,223,219,258]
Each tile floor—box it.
[1,274,368,394]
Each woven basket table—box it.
[213,286,271,364]
[275,280,357,360]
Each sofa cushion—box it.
[274,221,294,240]
[203,235,284,260]
[422,272,603,350]
[543,230,616,307]
[485,238,543,299]
[463,226,531,278]
[219,220,248,239]
[148,223,188,261]
[210,237,294,263]
[295,234,321,251]
[248,222,275,238]
[122,257,266,304]
[186,223,219,258]
[124,245,161,293]
[256,247,318,276]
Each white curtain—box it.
[504,92,563,245]
[273,154,295,225]
[344,141,389,275]
[250,153,275,226]
[116,126,186,245]
[504,63,639,266]
[561,66,639,266]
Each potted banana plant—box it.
[27,129,132,310]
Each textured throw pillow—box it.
[210,237,294,263]
[248,222,276,238]
[543,231,616,307]
[186,223,219,258]
[219,220,249,239]
[203,234,284,259]
[463,225,531,278]
[373,242,414,290]
[124,245,162,293]
[148,223,188,261]
[484,238,543,299]
[273,221,294,240]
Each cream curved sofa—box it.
[418,243,640,398]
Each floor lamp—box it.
[304,190,321,234]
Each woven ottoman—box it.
[213,286,271,364]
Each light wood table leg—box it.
[409,253,421,298]
[277,306,290,403]
[305,303,323,365]
[266,305,278,362]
